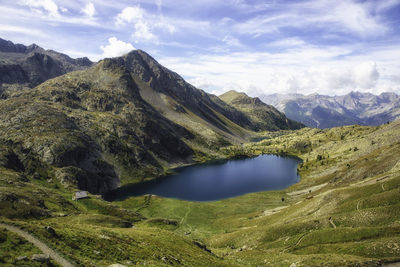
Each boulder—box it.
[31,254,50,263]
[16,256,27,261]
[44,226,57,237]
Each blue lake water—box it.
[105,155,302,202]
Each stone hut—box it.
[72,191,89,200]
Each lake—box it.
[105,155,302,202]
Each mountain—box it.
[260,92,400,128]
[0,49,301,194]
[0,38,92,95]
[219,90,304,131]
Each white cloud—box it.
[268,38,306,47]
[352,61,380,89]
[132,20,157,42]
[115,5,174,43]
[100,37,135,59]
[23,0,59,17]
[222,35,242,47]
[81,2,95,18]
[159,42,400,97]
[155,0,162,12]
[232,0,387,37]
[0,24,49,38]
[323,1,387,36]
[154,20,176,34]
[374,0,400,12]
[115,6,143,26]
[115,6,156,43]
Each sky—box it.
[1,0,400,97]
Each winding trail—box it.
[0,223,75,267]
[180,205,192,225]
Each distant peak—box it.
[308,92,319,97]
[76,57,93,66]
[220,90,247,98]
[27,43,40,49]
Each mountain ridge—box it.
[260,91,400,128]
[0,38,93,95]
[219,90,304,131]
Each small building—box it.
[72,191,89,200]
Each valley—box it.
[1,117,400,266]
[0,39,399,266]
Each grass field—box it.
[1,121,400,266]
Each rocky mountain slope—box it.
[219,90,304,131]
[0,38,92,95]
[261,92,400,128]
[0,49,301,195]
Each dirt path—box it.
[263,205,288,216]
[287,183,328,196]
[0,223,75,267]
[329,218,337,228]
[180,204,192,225]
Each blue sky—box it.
[1,0,400,96]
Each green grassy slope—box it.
[219,90,304,131]
[1,120,399,266]
[115,120,400,266]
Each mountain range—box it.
[260,91,400,128]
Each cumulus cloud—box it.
[115,6,157,42]
[100,37,135,59]
[82,2,95,18]
[352,61,380,89]
[160,47,393,97]
[115,6,143,26]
